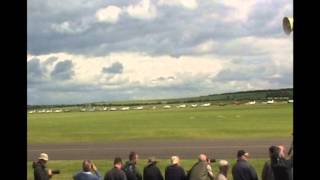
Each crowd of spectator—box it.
[33,145,293,180]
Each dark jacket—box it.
[73,170,102,180]
[261,160,274,180]
[105,167,127,180]
[33,161,50,180]
[123,161,142,180]
[165,164,186,180]
[188,161,211,180]
[232,159,258,180]
[143,163,164,180]
[271,158,292,180]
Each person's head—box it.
[218,160,229,175]
[171,156,180,165]
[147,156,158,165]
[198,154,207,162]
[269,146,280,158]
[38,153,49,164]
[278,145,286,158]
[129,152,139,163]
[237,150,248,161]
[82,160,92,172]
[114,157,123,169]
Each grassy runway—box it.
[28,104,292,144]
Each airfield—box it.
[28,102,292,160]
[27,101,292,180]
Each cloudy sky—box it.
[27,0,293,105]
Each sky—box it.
[27,0,293,105]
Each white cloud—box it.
[158,0,198,10]
[51,21,90,34]
[51,21,73,33]
[193,40,217,54]
[126,0,157,20]
[96,5,123,23]
[214,0,256,22]
[28,52,225,88]
[28,0,293,104]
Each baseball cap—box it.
[38,153,49,161]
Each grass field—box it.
[28,103,292,144]
[27,158,267,180]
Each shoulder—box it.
[120,169,126,175]
[216,174,226,180]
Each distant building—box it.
[201,103,211,107]
[288,99,294,103]
[267,100,274,104]
[163,105,171,109]
[135,106,143,110]
[176,104,186,108]
[191,104,198,107]
[247,101,256,105]
[110,107,117,111]
[121,107,130,111]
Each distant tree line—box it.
[27,88,293,110]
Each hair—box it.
[114,157,123,165]
[37,159,47,165]
[269,146,281,165]
[129,152,138,161]
[171,156,180,165]
[237,150,246,158]
[219,165,229,177]
[82,160,92,172]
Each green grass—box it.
[27,158,267,180]
[28,104,292,144]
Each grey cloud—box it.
[212,58,292,90]
[27,68,292,105]
[28,58,43,79]
[27,0,293,105]
[50,60,74,80]
[102,62,124,74]
[245,0,293,37]
[152,76,175,82]
[28,0,280,57]
[27,58,49,86]
[213,68,266,82]
[44,56,58,66]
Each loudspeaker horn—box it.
[283,17,293,35]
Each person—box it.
[188,154,214,180]
[270,145,292,180]
[165,156,186,180]
[143,157,164,180]
[123,152,142,180]
[105,157,127,180]
[215,160,229,180]
[33,153,54,180]
[205,156,215,180]
[231,150,258,180]
[261,146,278,180]
[73,160,102,180]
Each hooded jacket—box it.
[143,163,164,180]
[33,161,50,180]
